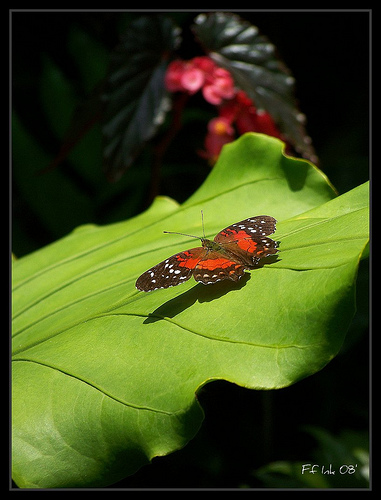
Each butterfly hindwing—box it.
[192,251,246,285]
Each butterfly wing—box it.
[193,250,246,285]
[135,247,206,292]
[214,215,279,268]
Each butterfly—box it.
[135,214,279,292]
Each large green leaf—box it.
[12,134,368,488]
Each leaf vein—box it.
[12,358,173,416]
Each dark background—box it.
[11,10,370,488]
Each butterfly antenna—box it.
[163,230,200,240]
[201,210,206,239]
[163,210,206,241]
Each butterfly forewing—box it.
[214,216,278,268]
[135,248,205,292]
[215,216,277,241]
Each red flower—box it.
[164,60,187,92]
[199,117,235,164]
[202,67,236,105]
[165,56,236,105]
[201,91,283,164]
[181,67,205,93]
[220,90,282,138]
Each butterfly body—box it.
[136,216,279,292]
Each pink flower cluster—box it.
[165,56,235,105]
[165,56,282,163]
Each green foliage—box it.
[12,134,368,488]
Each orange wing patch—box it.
[196,257,240,270]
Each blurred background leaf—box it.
[102,15,181,181]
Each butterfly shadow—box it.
[143,255,280,324]
[143,273,251,324]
